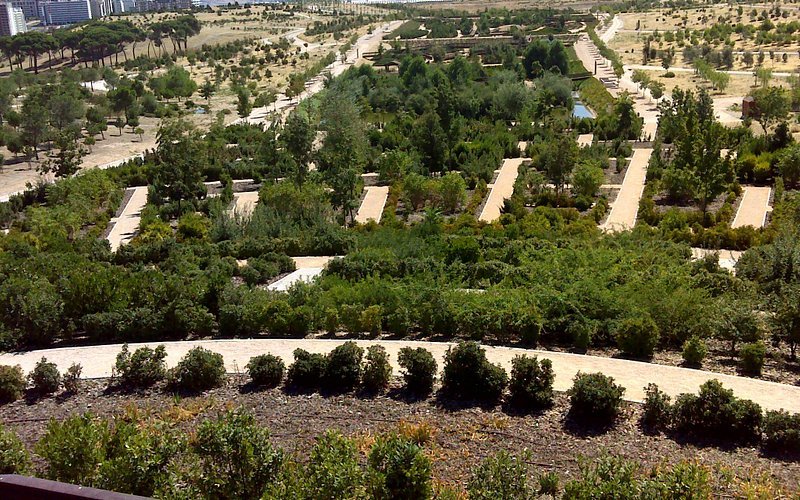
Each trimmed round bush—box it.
[362,345,392,393]
[170,347,226,392]
[287,349,326,390]
[567,372,625,426]
[507,355,554,410]
[397,347,437,396]
[29,357,61,396]
[641,383,671,431]
[441,342,508,405]
[114,344,167,389]
[246,354,285,388]
[681,336,707,367]
[671,379,763,445]
[762,410,800,455]
[614,315,660,359]
[0,365,26,403]
[739,341,766,376]
[0,424,30,474]
[322,342,363,393]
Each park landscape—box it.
[0,0,799,497]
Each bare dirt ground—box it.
[1,377,797,493]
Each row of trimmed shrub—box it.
[643,381,800,455]
[3,342,797,456]
[0,359,82,402]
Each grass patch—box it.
[391,20,428,40]
[579,77,615,117]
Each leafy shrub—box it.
[641,383,671,431]
[361,305,383,336]
[0,425,30,474]
[615,315,660,359]
[0,365,26,403]
[113,344,167,389]
[36,414,109,485]
[322,342,363,392]
[303,430,364,499]
[507,355,554,410]
[739,341,766,376]
[467,451,532,500]
[191,410,283,499]
[762,410,800,455]
[287,349,326,390]
[671,379,763,445]
[62,363,82,394]
[169,347,226,392]
[441,342,508,405]
[567,372,625,426]
[367,434,432,499]
[397,347,437,395]
[246,354,285,388]
[681,336,707,367]
[29,357,61,395]
[362,345,392,393]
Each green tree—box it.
[572,160,605,198]
[236,87,252,119]
[152,119,207,212]
[752,86,790,135]
[199,79,215,103]
[317,92,367,222]
[39,131,86,179]
[282,111,315,185]
[540,134,578,197]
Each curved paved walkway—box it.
[1,339,797,412]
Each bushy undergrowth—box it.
[29,357,60,395]
[0,365,26,403]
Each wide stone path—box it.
[1,339,798,412]
[732,186,772,229]
[230,191,259,218]
[479,158,524,222]
[355,186,389,224]
[106,186,148,252]
[600,148,652,232]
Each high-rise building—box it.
[11,0,37,19]
[0,2,26,35]
[89,0,110,18]
[39,0,91,25]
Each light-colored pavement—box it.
[599,14,623,43]
[601,149,652,232]
[691,248,743,272]
[577,134,594,148]
[626,63,794,79]
[354,186,389,224]
[2,338,798,412]
[292,256,336,269]
[732,186,772,229]
[106,186,148,252]
[230,191,259,218]
[267,268,325,291]
[479,158,523,222]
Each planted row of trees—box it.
[0,17,201,74]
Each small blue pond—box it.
[573,101,596,119]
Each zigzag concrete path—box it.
[600,148,652,232]
[105,186,148,252]
[2,339,798,412]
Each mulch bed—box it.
[2,376,798,493]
